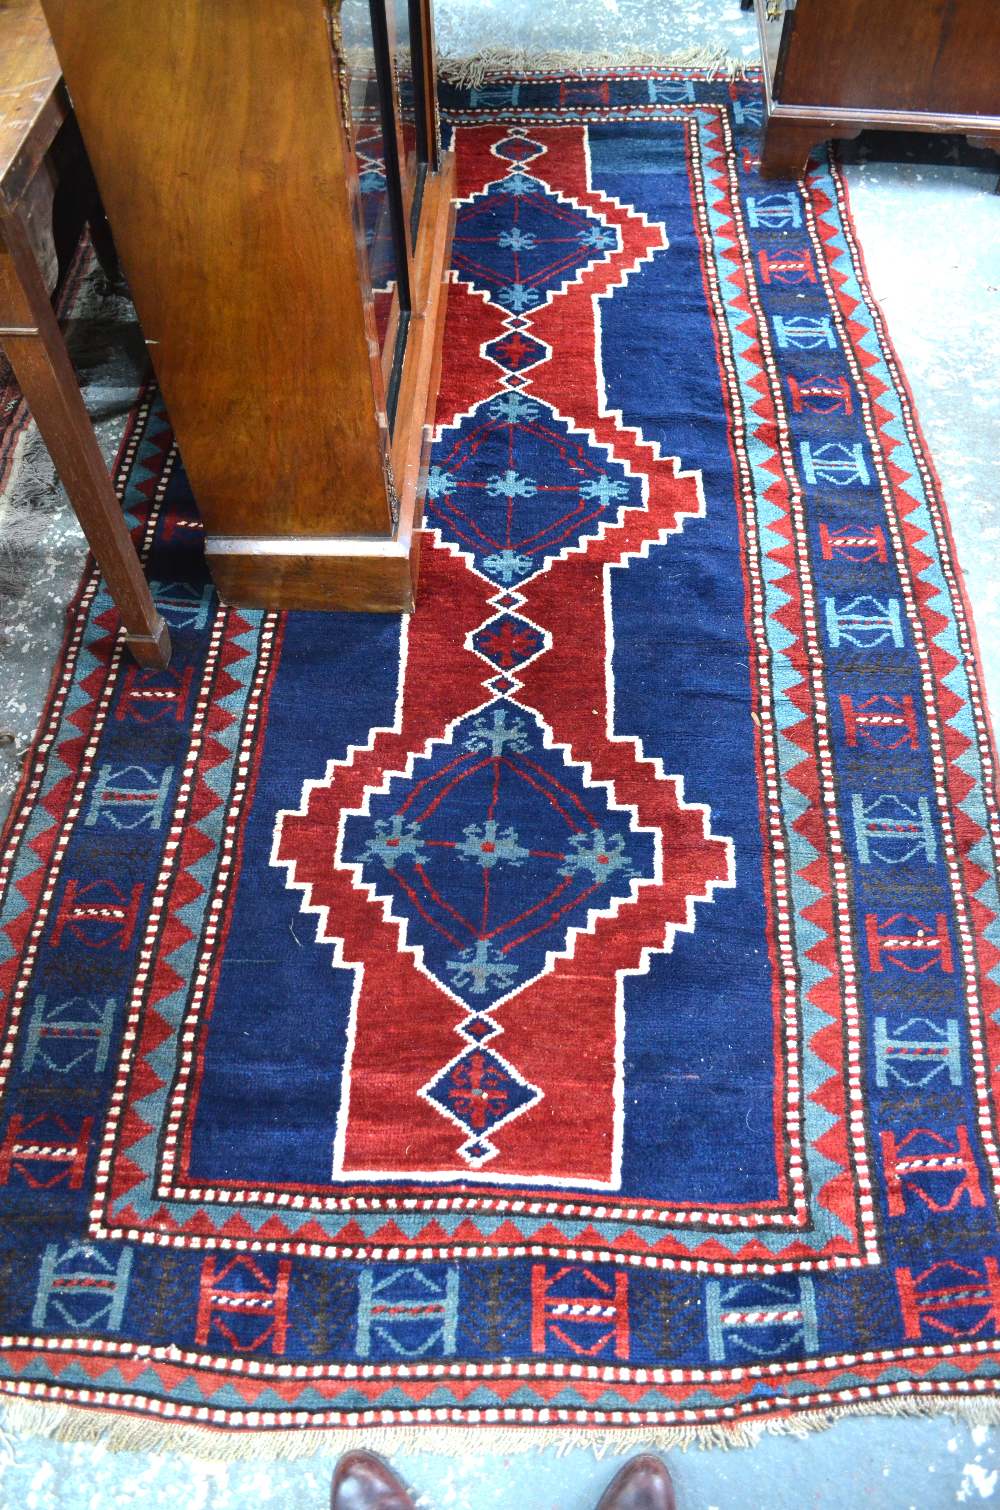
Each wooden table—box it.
[0,0,169,666]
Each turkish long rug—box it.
[1,70,999,1451]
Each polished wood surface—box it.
[755,0,1000,178]
[779,0,1000,117]
[0,0,169,666]
[0,0,61,187]
[41,0,455,613]
[41,0,394,543]
[207,151,456,612]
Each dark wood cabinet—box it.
[39,0,456,612]
[752,0,1000,179]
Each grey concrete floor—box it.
[1,1,999,1503]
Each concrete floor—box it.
[1,1,999,1503]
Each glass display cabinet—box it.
[40,0,456,612]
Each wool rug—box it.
[1,70,999,1452]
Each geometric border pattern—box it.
[0,71,999,1438]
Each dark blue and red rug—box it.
[1,70,999,1449]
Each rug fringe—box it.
[4,1392,1000,1462]
[437,48,753,89]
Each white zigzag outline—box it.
[451,154,625,313]
[424,385,708,596]
[331,696,660,996]
[601,530,738,1188]
[270,127,735,1189]
[415,1031,543,1172]
[432,132,707,595]
[271,575,736,1189]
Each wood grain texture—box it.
[777,0,1000,117]
[208,543,415,614]
[40,0,394,542]
[0,0,61,191]
[204,152,456,613]
[756,0,1000,178]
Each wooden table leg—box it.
[0,208,170,668]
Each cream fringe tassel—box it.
[3,1392,1000,1462]
[437,47,754,89]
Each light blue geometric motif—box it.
[874,1017,963,1088]
[454,820,530,869]
[469,83,521,107]
[340,702,656,1012]
[560,829,638,883]
[502,171,541,195]
[705,1276,818,1362]
[732,98,764,126]
[487,469,538,501]
[446,938,520,997]
[851,793,937,866]
[481,550,536,585]
[773,315,837,351]
[85,763,173,831]
[488,392,540,423]
[825,596,905,651]
[499,283,542,313]
[22,994,116,1075]
[358,815,427,871]
[581,476,630,505]
[426,391,644,587]
[33,1243,132,1332]
[425,465,456,500]
[647,78,696,103]
[356,1267,459,1358]
[578,225,619,251]
[746,192,802,230]
[452,172,620,312]
[498,228,538,251]
[150,581,213,631]
[801,441,871,489]
[463,706,531,756]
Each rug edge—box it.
[437,49,757,88]
[4,1391,1000,1461]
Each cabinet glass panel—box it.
[392,0,428,242]
[341,0,408,377]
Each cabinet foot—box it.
[965,130,1000,192]
[760,120,860,180]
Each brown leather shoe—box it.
[330,1451,418,1510]
[596,1454,677,1510]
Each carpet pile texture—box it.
[1,71,999,1450]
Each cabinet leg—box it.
[965,131,1000,193]
[0,212,170,669]
[760,120,862,180]
[759,121,824,180]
